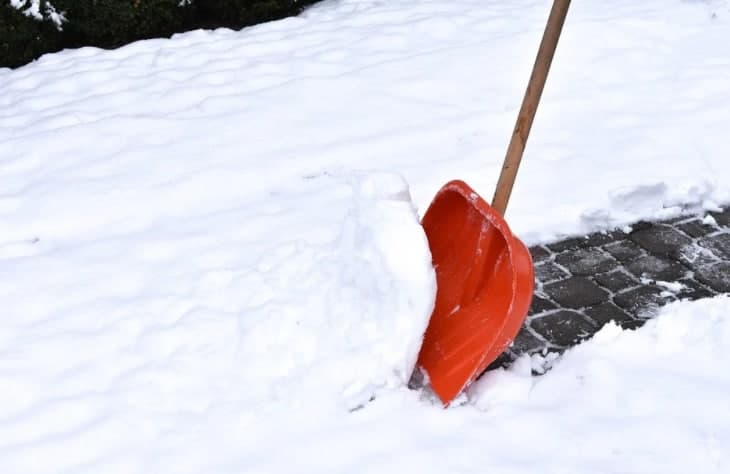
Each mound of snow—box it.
[235,171,436,409]
[464,296,730,473]
[0,170,436,472]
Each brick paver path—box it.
[491,207,730,370]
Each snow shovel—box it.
[416,0,571,406]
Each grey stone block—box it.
[529,245,552,263]
[695,262,730,293]
[530,310,597,347]
[543,277,610,309]
[710,208,730,227]
[593,269,639,293]
[510,327,547,354]
[677,219,718,238]
[546,237,586,253]
[604,239,645,263]
[584,302,635,328]
[678,243,721,267]
[613,285,674,313]
[674,278,716,300]
[546,230,624,253]
[620,318,646,330]
[535,261,570,284]
[529,295,558,315]
[630,224,692,258]
[698,233,730,260]
[625,254,688,281]
[554,247,618,276]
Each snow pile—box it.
[464,296,730,474]
[234,172,436,409]
[0,170,436,471]
[104,296,728,474]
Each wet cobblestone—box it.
[499,209,730,366]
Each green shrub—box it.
[51,0,193,50]
[193,0,314,29]
[0,3,62,68]
[1,0,323,69]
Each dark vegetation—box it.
[1,0,324,69]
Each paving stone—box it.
[620,318,646,330]
[554,247,618,276]
[528,295,558,315]
[510,327,547,354]
[630,224,693,258]
[697,233,730,260]
[545,237,586,253]
[543,277,610,309]
[710,208,730,227]
[625,254,688,281]
[593,269,639,293]
[485,351,516,371]
[674,278,716,300]
[604,239,645,263]
[584,302,636,328]
[546,230,624,253]
[530,310,597,347]
[677,219,719,238]
[613,285,674,313]
[582,229,627,247]
[677,243,721,267]
[627,220,654,232]
[694,262,730,293]
[529,245,552,263]
[535,261,570,283]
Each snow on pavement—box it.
[1,0,730,472]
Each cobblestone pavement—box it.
[491,206,730,370]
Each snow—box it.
[1,0,730,472]
[655,279,687,294]
[704,213,720,226]
[467,296,730,474]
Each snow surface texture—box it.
[3,0,730,246]
[467,296,730,474]
[2,0,730,472]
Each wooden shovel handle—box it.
[491,0,571,215]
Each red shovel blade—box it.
[417,180,534,406]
